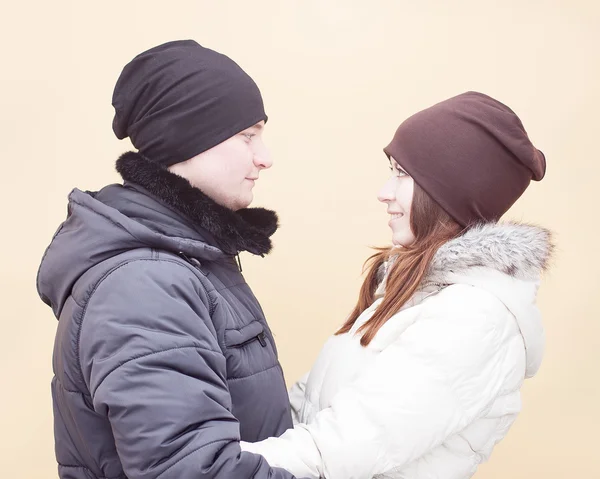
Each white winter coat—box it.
[242,223,552,479]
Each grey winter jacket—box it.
[37,152,298,479]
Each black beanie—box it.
[112,40,267,166]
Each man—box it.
[37,40,299,479]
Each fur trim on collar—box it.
[428,222,554,283]
[115,151,278,256]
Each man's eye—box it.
[243,133,255,140]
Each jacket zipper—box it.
[231,332,267,348]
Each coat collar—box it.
[115,151,278,256]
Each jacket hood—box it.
[37,187,218,317]
[433,222,553,378]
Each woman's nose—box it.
[377,177,396,203]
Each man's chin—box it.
[231,194,253,211]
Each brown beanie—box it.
[383,91,545,227]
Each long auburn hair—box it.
[336,183,464,346]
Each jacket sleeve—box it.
[79,259,298,479]
[242,301,513,479]
[289,372,310,425]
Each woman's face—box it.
[377,156,416,247]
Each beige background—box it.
[1,1,598,477]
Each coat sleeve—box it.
[79,259,298,479]
[289,372,310,425]
[242,301,513,479]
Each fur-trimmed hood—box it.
[378,222,553,378]
[428,222,553,284]
[378,222,553,289]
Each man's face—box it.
[168,121,271,210]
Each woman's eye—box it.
[394,164,408,177]
[243,133,255,141]
[389,165,404,177]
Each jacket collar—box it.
[115,151,278,256]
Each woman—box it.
[241,91,552,478]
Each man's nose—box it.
[253,139,273,169]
